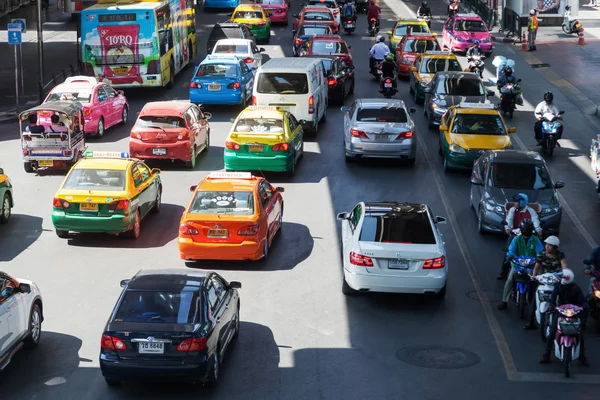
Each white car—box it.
[211,38,266,71]
[337,202,448,298]
[0,272,43,370]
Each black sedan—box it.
[292,23,333,56]
[100,269,241,387]
[306,55,354,104]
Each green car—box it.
[0,167,13,224]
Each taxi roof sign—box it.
[458,102,496,109]
[424,51,452,55]
[85,151,130,158]
[247,106,282,111]
[207,172,253,179]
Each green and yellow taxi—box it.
[439,103,515,172]
[0,167,13,224]
[387,18,430,53]
[51,151,162,239]
[224,106,304,174]
[231,4,271,43]
[409,51,462,103]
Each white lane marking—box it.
[263,44,286,58]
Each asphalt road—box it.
[2,0,600,398]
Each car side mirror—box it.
[348,65,355,70]
[18,283,31,294]
[487,90,495,96]
[0,168,4,175]
[439,124,448,131]
[555,180,565,189]
[230,118,236,123]
[229,281,242,289]
[292,29,296,34]
[259,47,266,52]
[386,30,393,36]
[299,119,307,124]
[410,67,417,72]
[508,127,516,134]
[337,212,349,220]
[293,14,298,18]
[190,185,197,192]
[151,168,161,175]
[120,279,130,288]
[203,112,212,120]
[470,176,483,186]
[435,216,447,224]
[584,259,593,265]
[348,44,351,49]
[409,107,417,114]
[559,111,565,115]
[267,12,273,17]
[275,186,285,192]
[117,90,124,96]
[340,106,349,112]
[423,87,432,94]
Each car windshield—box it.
[403,39,440,52]
[257,73,309,94]
[113,290,200,324]
[420,58,462,73]
[47,90,92,103]
[394,24,428,36]
[454,19,487,32]
[435,76,485,96]
[300,26,331,36]
[189,191,255,215]
[211,27,242,40]
[136,116,186,129]
[63,169,126,191]
[304,11,332,20]
[309,1,336,8]
[234,11,263,19]
[490,163,553,190]
[356,106,408,123]
[214,44,248,54]
[451,114,506,135]
[234,118,284,133]
[312,41,348,54]
[257,0,283,4]
[360,211,436,244]
[195,63,238,78]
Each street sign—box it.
[10,18,26,33]
[7,30,21,45]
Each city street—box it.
[1,0,600,398]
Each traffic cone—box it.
[521,32,527,50]
[578,29,585,45]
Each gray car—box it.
[470,150,564,235]
[424,71,495,129]
[341,99,418,164]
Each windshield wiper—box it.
[150,315,163,320]
[147,125,167,134]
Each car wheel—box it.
[406,157,416,166]
[125,210,141,239]
[104,377,121,386]
[469,190,474,209]
[349,78,355,95]
[443,155,451,173]
[167,59,175,89]
[286,151,296,176]
[185,145,197,169]
[152,186,162,214]
[240,90,247,110]
[313,119,319,136]
[56,229,69,238]
[0,192,11,224]
[24,162,34,173]
[204,131,210,152]
[341,267,355,295]
[321,103,327,123]
[477,207,486,234]
[24,304,42,348]
[233,305,240,339]
[435,284,447,300]
[120,106,128,126]
[409,79,415,94]
[276,209,283,236]
[96,117,105,138]
[205,350,220,387]
[261,235,269,261]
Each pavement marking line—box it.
[518,372,600,384]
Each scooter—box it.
[380,76,397,98]
[510,256,536,320]
[583,260,600,329]
[540,111,565,157]
[499,79,522,119]
[368,18,379,36]
[418,15,431,30]
[554,304,584,378]
[370,59,383,80]
[343,18,356,34]
[562,6,584,35]
[467,54,485,78]
[533,272,562,342]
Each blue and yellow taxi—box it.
[409,51,462,103]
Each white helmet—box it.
[544,235,560,247]
[561,268,574,285]
[529,9,536,15]
[376,35,383,43]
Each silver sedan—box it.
[341,99,418,164]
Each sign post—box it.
[8,23,22,112]
[11,19,26,96]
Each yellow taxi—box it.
[51,151,162,239]
[387,18,430,53]
[0,167,13,224]
[409,51,462,103]
[224,106,304,174]
[438,103,515,172]
[230,4,271,43]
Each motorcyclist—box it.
[466,40,483,58]
[369,35,390,72]
[539,269,589,366]
[417,1,432,18]
[379,53,397,90]
[496,67,523,108]
[342,0,357,24]
[366,0,381,28]
[534,91,562,145]
[533,236,567,276]
[584,246,600,296]
[498,219,544,310]
[448,0,459,17]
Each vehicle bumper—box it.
[346,138,416,159]
[428,108,446,125]
[344,268,447,294]
[480,208,562,235]
[444,151,476,169]
[398,64,412,77]
[100,355,210,382]
[203,0,238,8]
[189,89,244,105]
[224,150,294,172]
[415,82,427,99]
[249,26,270,40]
[83,117,99,134]
[129,139,191,162]
[269,12,288,23]
[179,237,265,261]
[52,211,134,234]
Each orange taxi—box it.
[178,172,284,261]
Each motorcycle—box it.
[510,256,536,320]
[562,6,584,35]
[583,259,600,328]
[467,54,485,78]
[540,111,565,156]
[368,18,379,36]
[380,76,397,98]
[553,304,584,378]
[370,59,383,80]
[418,15,431,30]
[499,79,522,119]
[533,272,562,342]
[343,18,356,34]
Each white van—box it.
[252,58,328,134]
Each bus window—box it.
[158,5,173,56]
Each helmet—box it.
[561,269,575,285]
[544,235,560,247]
[530,8,536,15]
[519,219,534,236]
[421,1,427,6]
[504,67,513,76]
[473,40,480,46]
[379,35,386,43]
[514,193,528,207]
[385,53,394,62]
[544,91,554,103]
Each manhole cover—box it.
[466,290,502,302]
[531,63,550,68]
[396,346,480,369]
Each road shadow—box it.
[0,214,45,262]
[186,221,314,271]
[143,146,225,172]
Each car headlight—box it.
[432,104,447,114]
[541,206,560,216]
[483,37,492,43]
[485,202,504,214]
[449,144,466,154]
[456,37,465,42]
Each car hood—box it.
[451,133,511,150]
[401,52,419,62]
[486,187,558,208]
[417,73,433,83]
[433,94,485,107]
[454,30,491,41]
[261,4,286,10]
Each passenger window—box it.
[0,277,16,302]
[131,165,143,187]
[240,62,250,75]
[136,164,151,182]
[186,109,197,126]
[210,276,227,301]
[104,85,117,98]
[207,283,219,310]
[289,114,298,131]
[260,181,273,208]
[348,101,357,117]
[191,105,202,121]
[97,87,108,102]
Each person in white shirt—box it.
[534,91,562,144]
[369,35,390,72]
[45,115,68,133]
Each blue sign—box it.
[10,19,26,33]
[7,30,21,45]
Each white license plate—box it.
[152,148,167,155]
[138,342,165,354]
[389,259,410,269]
[208,84,221,91]
[384,82,392,88]
[374,135,389,141]
[346,23,354,27]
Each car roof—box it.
[396,18,426,24]
[357,98,407,108]
[237,107,286,119]
[213,22,244,28]
[454,13,484,20]
[214,38,252,46]
[73,157,133,171]
[50,83,95,93]
[198,175,260,192]
[488,150,545,164]
[201,56,242,65]
[139,101,192,117]
[434,71,480,79]
[311,34,344,41]
[299,23,332,28]
[235,4,263,10]
[364,202,428,214]
[260,57,323,70]
[128,269,210,291]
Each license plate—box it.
[384,82,392,88]
[113,66,129,76]
[208,229,228,238]
[346,23,354,27]
[249,145,264,152]
[208,84,221,91]
[138,342,164,354]
[152,148,167,155]
[374,135,389,141]
[389,259,410,270]
[80,203,98,212]
[38,160,53,167]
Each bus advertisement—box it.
[81,0,196,88]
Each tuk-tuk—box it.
[19,101,87,173]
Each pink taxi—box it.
[252,0,289,24]
[442,14,493,55]
[43,76,129,138]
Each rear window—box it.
[308,0,336,8]
[214,44,248,54]
[420,58,462,73]
[136,116,186,128]
[356,106,408,123]
[188,191,255,215]
[257,73,309,94]
[312,41,348,54]
[394,24,428,36]
[63,169,126,191]
[234,118,284,133]
[47,90,92,103]
[257,0,283,3]
[114,290,200,324]
[300,26,331,36]
[359,212,436,244]
[196,63,239,78]
[304,11,333,20]
[403,39,440,52]
[435,76,485,96]
[211,27,242,40]
[234,10,263,19]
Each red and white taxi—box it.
[43,76,129,138]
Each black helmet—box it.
[544,91,554,103]
[504,67,513,76]
[519,219,534,236]
[422,1,427,6]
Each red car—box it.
[299,34,352,66]
[396,33,441,78]
[253,0,289,25]
[293,6,338,33]
[129,101,211,169]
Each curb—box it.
[492,35,518,43]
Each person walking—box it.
[527,9,539,51]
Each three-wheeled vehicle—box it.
[20,101,87,173]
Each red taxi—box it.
[396,33,441,78]
[293,6,338,33]
[299,34,353,66]
[178,172,284,261]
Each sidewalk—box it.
[0,2,78,124]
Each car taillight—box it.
[349,251,374,267]
[179,223,199,235]
[308,95,314,114]
[423,256,446,269]
[22,149,30,156]
[251,96,256,105]
[347,20,352,23]
[190,82,202,89]
[350,129,368,139]
[243,57,254,64]
[227,82,241,89]
[333,8,339,13]
[131,130,142,140]
[295,39,302,45]
[107,200,129,211]
[177,337,207,352]
[82,107,92,116]
[147,60,160,74]
[396,131,413,139]
[225,141,241,150]
[178,131,190,140]
[23,135,32,141]
[60,134,68,141]
[101,335,127,350]
[238,224,259,236]
[327,77,337,87]
[63,149,72,156]
[271,143,289,151]
[53,197,70,209]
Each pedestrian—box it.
[57,0,64,11]
[527,9,538,51]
